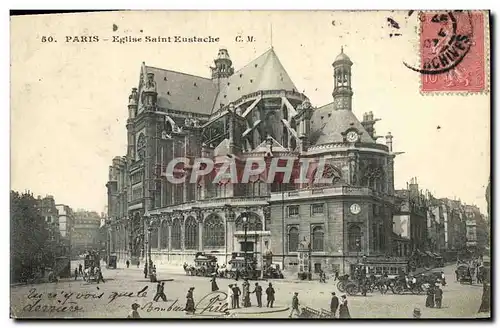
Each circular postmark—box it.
[404,11,475,75]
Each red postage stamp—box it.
[418,11,487,93]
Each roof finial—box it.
[341,46,344,53]
[270,23,273,49]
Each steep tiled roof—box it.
[310,103,374,145]
[145,66,218,115]
[143,48,297,116]
[213,48,298,110]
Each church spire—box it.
[332,47,353,111]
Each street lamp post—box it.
[143,211,151,277]
[242,214,248,275]
[147,226,153,277]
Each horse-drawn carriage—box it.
[456,264,473,285]
[226,255,260,279]
[263,263,284,279]
[184,253,218,277]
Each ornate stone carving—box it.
[128,88,138,106]
[144,73,157,92]
[263,205,271,219]
[298,237,311,251]
[224,205,236,222]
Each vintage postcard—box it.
[10,10,491,319]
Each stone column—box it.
[198,220,203,252]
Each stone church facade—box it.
[106,47,402,274]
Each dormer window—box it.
[194,82,197,87]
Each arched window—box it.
[150,225,158,249]
[184,216,198,250]
[160,220,168,249]
[204,214,225,248]
[312,226,324,251]
[235,212,263,231]
[171,219,182,249]
[283,126,289,148]
[137,133,146,160]
[348,225,362,252]
[288,227,299,252]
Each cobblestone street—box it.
[10,261,488,319]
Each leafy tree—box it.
[10,191,55,282]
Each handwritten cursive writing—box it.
[196,291,229,315]
[108,286,148,304]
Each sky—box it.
[10,11,490,214]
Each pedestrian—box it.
[185,287,196,314]
[153,282,162,302]
[127,303,141,319]
[126,260,130,268]
[78,263,83,275]
[97,268,105,283]
[413,307,421,319]
[74,268,78,281]
[434,285,443,309]
[330,292,339,317]
[158,282,167,301]
[235,269,240,281]
[232,283,241,309]
[266,283,275,308]
[334,270,339,281]
[144,264,148,279]
[455,269,459,282]
[338,295,351,319]
[440,271,446,286]
[211,275,219,292]
[425,285,435,308]
[227,284,234,309]
[252,282,262,307]
[289,292,300,318]
[137,260,140,268]
[242,279,251,307]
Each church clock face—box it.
[346,131,359,143]
[350,203,361,215]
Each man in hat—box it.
[413,308,421,319]
[434,285,443,308]
[232,283,241,309]
[289,292,300,318]
[330,292,339,317]
[127,303,141,319]
[252,282,263,307]
[266,283,275,308]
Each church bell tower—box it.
[211,48,234,79]
[332,47,353,111]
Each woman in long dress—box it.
[425,286,435,308]
[338,295,351,319]
[185,287,196,314]
[211,275,219,292]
